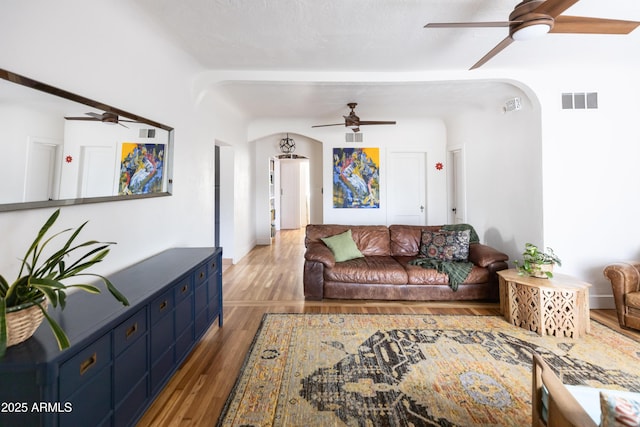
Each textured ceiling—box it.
[132,0,640,120]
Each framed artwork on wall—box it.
[332,147,380,208]
[119,142,166,195]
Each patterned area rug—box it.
[216,314,640,426]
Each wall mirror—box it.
[0,68,173,212]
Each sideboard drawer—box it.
[59,333,111,400]
[194,262,208,285]
[174,275,192,303]
[150,345,174,394]
[114,375,147,427]
[194,278,207,314]
[175,297,193,336]
[114,335,148,403]
[113,307,147,356]
[150,289,174,325]
[59,363,112,427]
[207,256,219,275]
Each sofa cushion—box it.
[321,229,364,262]
[306,224,390,256]
[419,229,470,261]
[601,390,640,427]
[324,256,408,285]
[396,256,490,285]
[626,292,640,310]
[389,224,440,256]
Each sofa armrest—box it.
[468,243,509,268]
[604,262,640,327]
[305,242,336,268]
[304,260,325,300]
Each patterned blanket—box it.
[408,257,473,291]
[408,224,479,290]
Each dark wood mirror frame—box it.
[0,68,174,212]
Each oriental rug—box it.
[216,314,640,426]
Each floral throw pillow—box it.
[419,229,470,261]
[601,391,640,427]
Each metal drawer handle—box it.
[199,272,205,279]
[181,284,188,293]
[126,322,138,339]
[159,300,168,311]
[80,353,97,376]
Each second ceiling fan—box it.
[312,103,396,133]
[64,112,138,128]
[424,0,640,69]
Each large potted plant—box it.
[514,243,562,279]
[0,209,129,357]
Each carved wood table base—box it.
[498,269,591,338]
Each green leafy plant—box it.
[514,243,562,278]
[0,209,129,357]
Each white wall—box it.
[523,70,640,308]
[199,90,253,263]
[319,118,449,225]
[445,87,543,262]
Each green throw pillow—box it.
[321,229,364,262]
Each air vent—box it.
[345,133,363,143]
[562,92,598,110]
[139,129,156,138]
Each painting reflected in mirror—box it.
[0,69,173,212]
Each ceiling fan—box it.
[64,112,137,128]
[312,103,396,133]
[424,0,640,69]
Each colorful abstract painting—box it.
[119,143,165,195]
[333,147,380,208]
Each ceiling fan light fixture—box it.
[102,112,119,125]
[512,22,551,41]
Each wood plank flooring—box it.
[137,228,636,426]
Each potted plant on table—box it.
[0,209,129,358]
[514,243,562,279]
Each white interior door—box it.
[450,149,466,224]
[280,160,302,229]
[78,146,115,197]
[24,140,59,202]
[387,152,426,225]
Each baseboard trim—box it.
[590,294,615,310]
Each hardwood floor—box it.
[137,228,635,426]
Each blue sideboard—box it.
[0,247,223,427]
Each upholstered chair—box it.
[603,261,640,331]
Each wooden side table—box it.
[497,269,591,338]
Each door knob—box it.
[420,205,424,213]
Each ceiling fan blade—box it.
[551,15,640,34]
[86,112,104,119]
[470,36,514,70]
[359,121,397,125]
[311,123,345,128]
[64,116,100,121]
[425,21,516,28]
[532,0,579,18]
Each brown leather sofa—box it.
[303,224,509,301]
